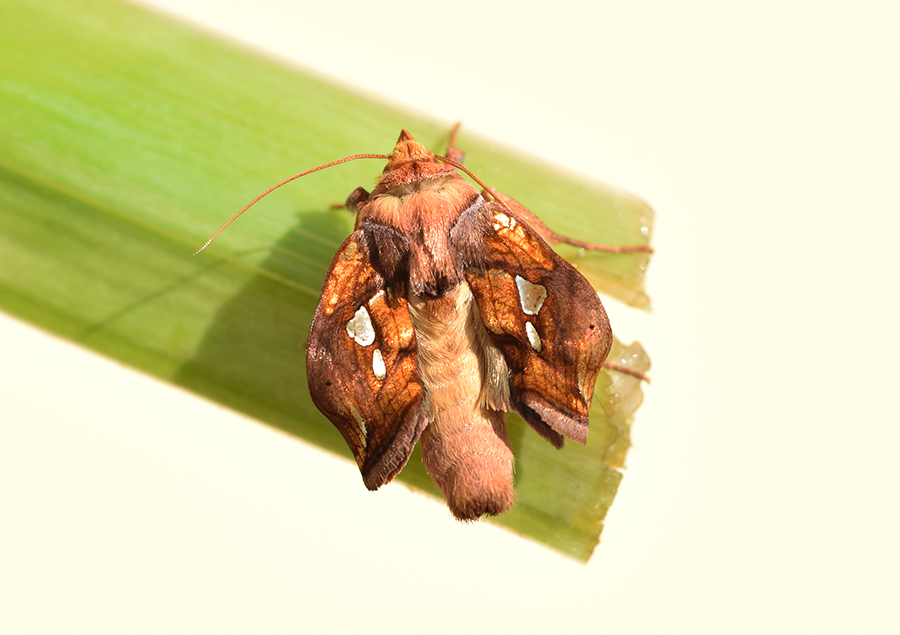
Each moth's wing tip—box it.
[360,409,431,490]
[517,393,589,445]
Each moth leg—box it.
[602,361,651,382]
[343,186,370,212]
[328,186,370,217]
[444,122,466,165]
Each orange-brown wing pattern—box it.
[458,201,612,446]
[306,231,429,489]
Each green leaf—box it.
[0,0,652,561]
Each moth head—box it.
[383,129,436,172]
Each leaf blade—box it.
[0,0,652,561]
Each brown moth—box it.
[198,128,649,521]
[304,129,646,521]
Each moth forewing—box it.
[456,197,612,446]
[306,231,428,489]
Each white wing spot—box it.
[368,289,385,307]
[493,212,515,231]
[515,275,547,315]
[525,322,542,352]
[372,348,386,380]
[346,306,376,346]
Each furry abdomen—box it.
[407,284,515,521]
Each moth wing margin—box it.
[306,231,429,489]
[453,200,612,446]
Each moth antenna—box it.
[602,361,651,383]
[435,155,653,254]
[434,155,494,202]
[194,153,391,254]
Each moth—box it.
[198,128,649,521]
[305,130,648,521]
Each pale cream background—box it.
[2,1,898,633]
